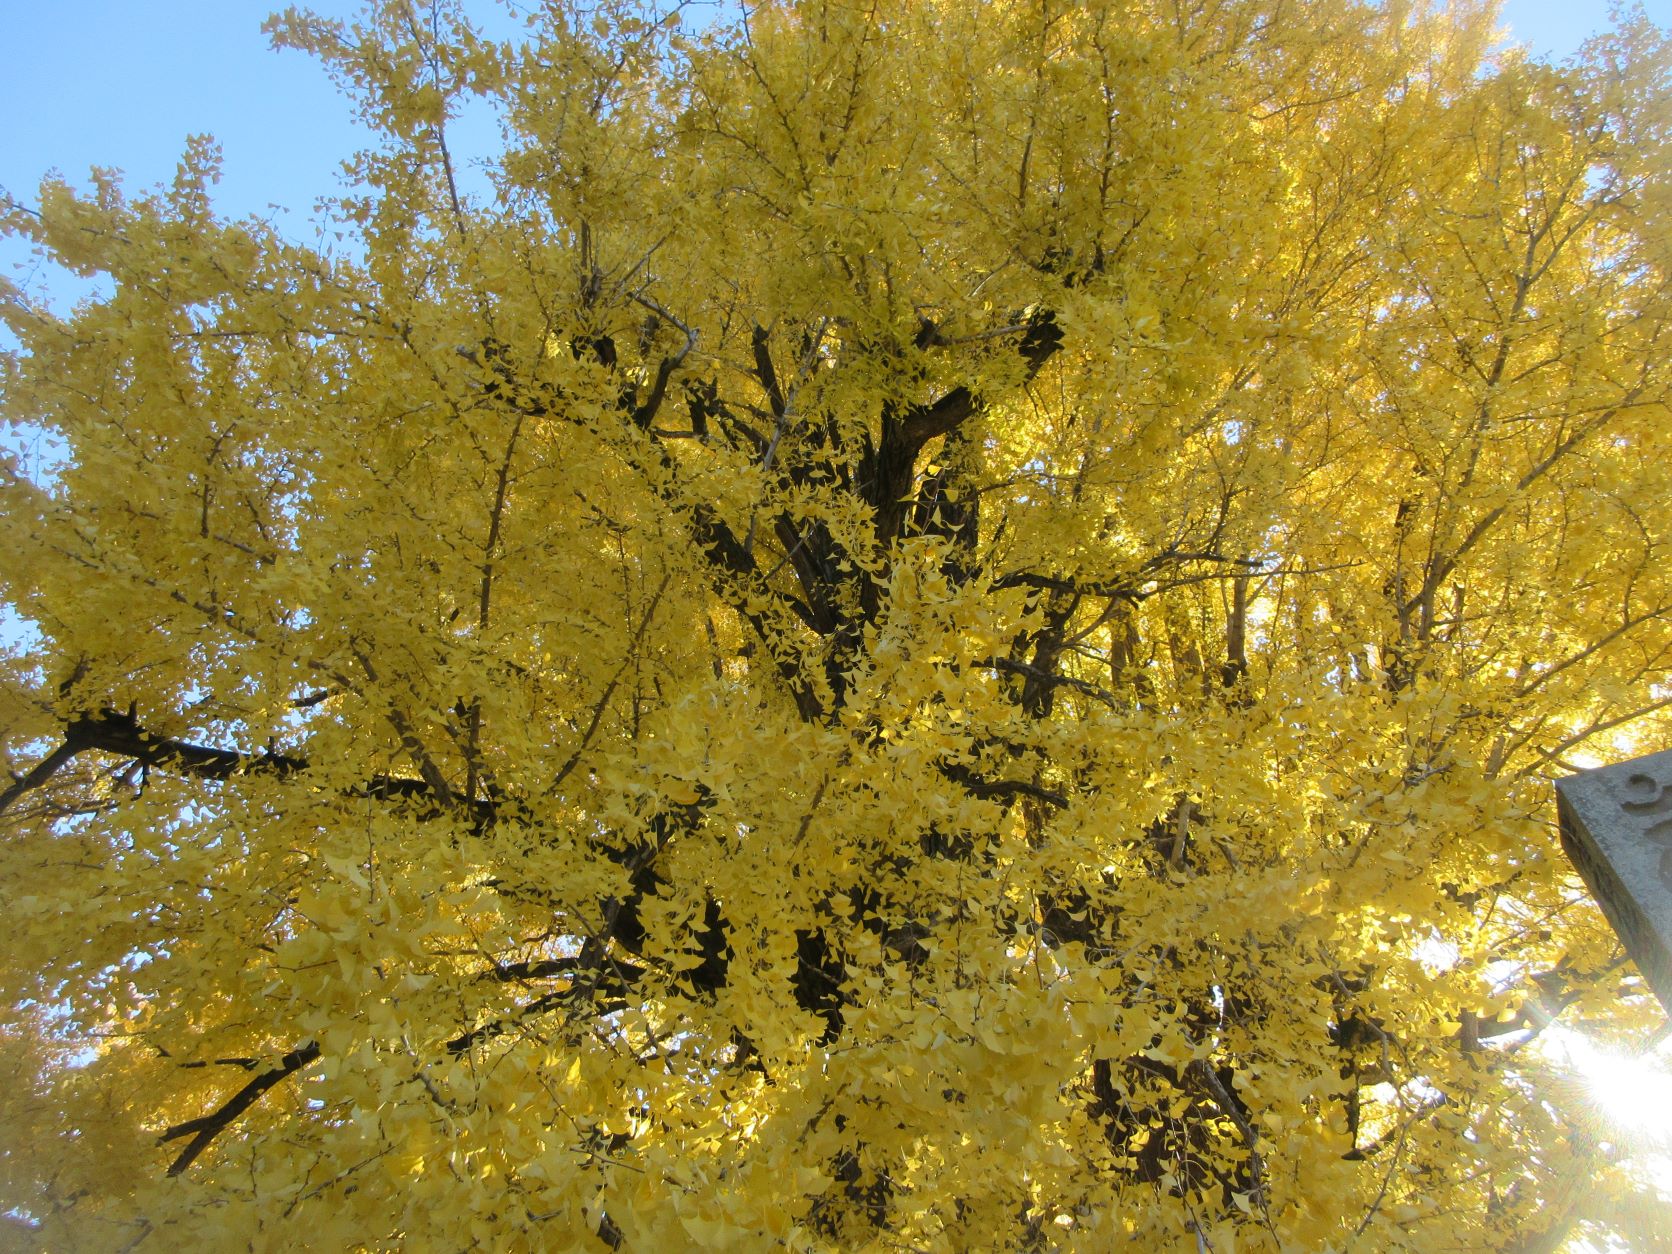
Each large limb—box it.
[1,707,484,824]
[861,310,1062,552]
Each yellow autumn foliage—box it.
[1,1,1670,1249]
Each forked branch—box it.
[160,1042,321,1177]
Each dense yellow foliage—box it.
[2,1,1670,1248]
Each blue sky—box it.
[0,1,513,249]
[1,1,1667,247]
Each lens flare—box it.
[1540,1023,1672,1217]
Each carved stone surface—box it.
[1555,749,1672,1012]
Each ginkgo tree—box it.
[2,0,1670,1248]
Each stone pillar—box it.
[1555,749,1672,1013]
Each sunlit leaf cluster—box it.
[1,1,1670,1248]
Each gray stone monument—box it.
[1555,749,1672,1012]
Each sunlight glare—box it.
[1540,1024,1672,1200]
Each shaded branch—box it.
[552,570,671,792]
[66,707,307,780]
[160,1041,321,1177]
[446,984,630,1056]
[628,294,697,430]
[483,957,638,984]
[993,550,1271,604]
[994,571,1141,601]
[899,308,1063,447]
[1186,1059,1271,1227]
[351,646,456,805]
[990,656,1122,710]
[751,323,787,419]
[939,760,1067,808]
[3,708,491,826]
[0,740,80,819]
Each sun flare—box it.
[1541,1024,1672,1208]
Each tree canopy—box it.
[2,0,1671,1248]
